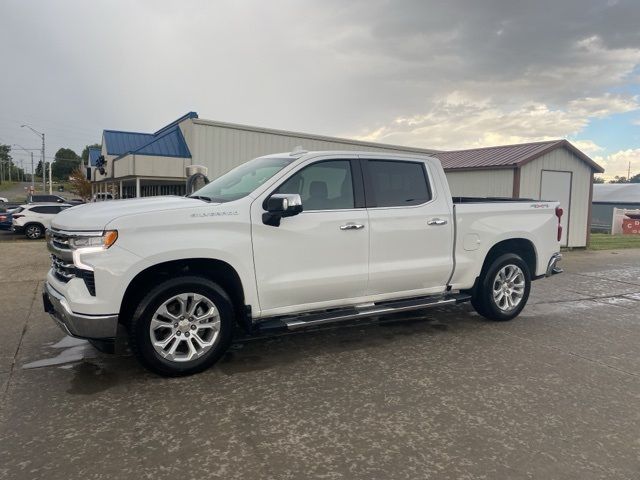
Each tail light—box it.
[555,206,563,242]
[12,214,24,219]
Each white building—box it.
[92,112,602,247]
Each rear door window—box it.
[365,160,431,207]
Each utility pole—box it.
[47,137,53,193]
[628,161,631,182]
[21,124,46,192]
[13,145,38,190]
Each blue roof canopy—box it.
[102,112,197,159]
[103,131,155,156]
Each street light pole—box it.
[21,124,46,193]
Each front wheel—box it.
[129,276,234,376]
[472,253,531,321]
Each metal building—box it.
[91,113,602,247]
[591,184,640,233]
[434,141,604,247]
[91,112,437,199]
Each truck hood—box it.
[52,196,213,231]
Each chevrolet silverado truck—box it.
[43,150,563,376]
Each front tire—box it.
[129,276,234,376]
[472,253,531,321]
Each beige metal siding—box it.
[113,154,191,179]
[445,169,514,197]
[518,148,591,247]
[187,120,437,179]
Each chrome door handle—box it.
[340,223,365,230]
[427,218,447,226]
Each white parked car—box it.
[0,196,8,203]
[44,150,563,376]
[12,203,72,239]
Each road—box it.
[1,243,640,479]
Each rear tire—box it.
[128,276,234,376]
[472,253,531,321]
[24,223,44,239]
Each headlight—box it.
[69,230,118,250]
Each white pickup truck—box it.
[43,150,563,376]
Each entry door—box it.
[251,157,369,315]
[364,159,454,297]
[540,170,571,246]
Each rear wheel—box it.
[25,223,44,239]
[129,276,234,376]
[472,253,531,321]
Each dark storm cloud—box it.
[0,0,638,176]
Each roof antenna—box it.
[290,145,308,156]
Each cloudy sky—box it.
[1,0,639,179]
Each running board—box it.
[255,293,471,333]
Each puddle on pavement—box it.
[66,361,120,395]
[23,336,97,369]
[22,335,124,395]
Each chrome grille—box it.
[51,255,75,282]
[47,228,102,296]
[50,230,71,250]
[50,254,96,296]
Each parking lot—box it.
[1,242,640,479]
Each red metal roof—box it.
[433,139,604,173]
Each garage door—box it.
[540,170,571,246]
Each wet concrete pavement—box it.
[1,243,640,479]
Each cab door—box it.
[362,156,454,298]
[251,156,369,316]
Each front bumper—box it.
[42,282,119,339]
[546,252,563,276]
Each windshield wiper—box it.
[188,195,212,202]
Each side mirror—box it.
[263,194,303,226]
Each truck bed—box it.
[449,199,560,290]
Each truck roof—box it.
[260,150,440,162]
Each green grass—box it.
[0,181,16,192]
[589,233,640,250]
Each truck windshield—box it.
[190,156,294,203]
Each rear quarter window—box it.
[30,206,59,214]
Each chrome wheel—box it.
[492,264,525,312]
[149,293,221,362]
[26,225,42,239]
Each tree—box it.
[609,176,629,184]
[593,176,605,184]
[52,148,81,180]
[0,144,20,184]
[630,173,640,183]
[35,160,43,179]
[81,144,102,164]
[68,167,92,200]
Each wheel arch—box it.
[465,238,537,296]
[120,258,249,332]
